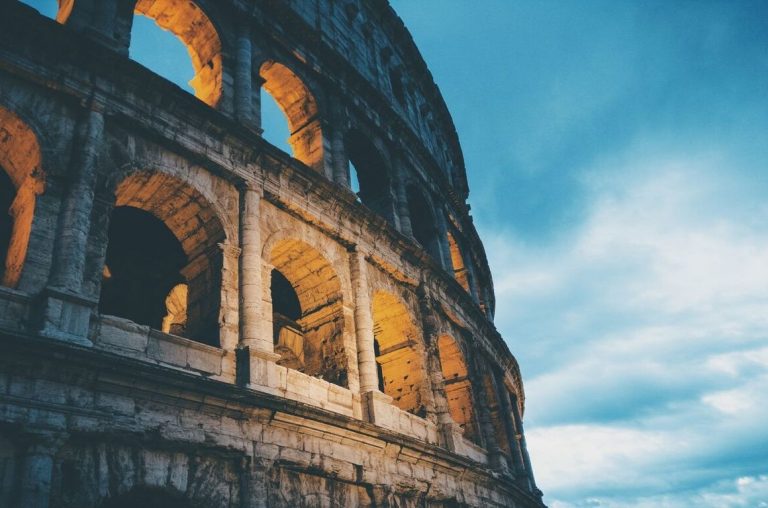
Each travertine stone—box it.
[0,1,544,506]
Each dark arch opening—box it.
[269,239,347,386]
[99,486,194,508]
[100,171,226,347]
[99,207,187,331]
[0,170,14,282]
[344,131,392,220]
[406,186,440,261]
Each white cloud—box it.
[486,153,768,506]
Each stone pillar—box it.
[508,390,538,491]
[349,249,378,394]
[234,22,256,130]
[464,254,482,305]
[494,373,527,482]
[394,165,413,238]
[16,432,65,508]
[470,353,509,473]
[40,107,104,344]
[433,206,453,271]
[239,186,273,357]
[419,291,465,451]
[331,127,349,188]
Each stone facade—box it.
[0,0,545,506]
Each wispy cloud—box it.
[483,153,768,505]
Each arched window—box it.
[406,186,440,261]
[100,172,225,346]
[268,239,347,387]
[344,130,393,220]
[129,0,223,107]
[259,62,324,172]
[371,291,428,416]
[446,231,470,292]
[437,335,480,443]
[17,0,59,20]
[0,106,44,289]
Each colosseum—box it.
[0,1,545,506]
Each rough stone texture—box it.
[0,1,544,507]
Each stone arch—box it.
[0,105,45,289]
[100,170,226,346]
[446,231,470,292]
[344,129,395,221]
[371,291,428,416]
[130,0,224,107]
[268,238,348,387]
[437,334,480,443]
[260,61,324,172]
[406,185,440,261]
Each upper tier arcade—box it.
[0,1,544,507]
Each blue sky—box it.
[22,1,768,506]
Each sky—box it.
[21,1,768,506]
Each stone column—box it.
[331,127,349,188]
[494,373,527,481]
[394,165,413,238]
[349,249,378,394]
[239,186,273,356]
[508,389,538,491]
[433,206,453,271]
[470,353,509,473]
[235,22,256,129]
[16,432,65,508]
[40,107,104,344]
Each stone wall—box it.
[0,1,543,506]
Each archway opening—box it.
[260,61,324,171]
[371,291,427,416]
[437,335,480,443]
[100,171,225,346]
[344,130,392,218]
[100,486,193,508]
[130,0,223,106]
[269,239,347,387]
[0,106,44,289]
[447,231,470,292]
[406,186,440,261]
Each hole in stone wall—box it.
[260,88,294,157]
[371,291,427,416]
[99,486,193,508]
[344,130,392,218]
[269,239,348,387]
[260,61,324,172]
[437,335,481,443]
[100,206,187,331]
[0,171,14,281]
[389,68,406,105]
[0,106,44,289]
[130,0,223,106]
[101,172,225,346]
[271,268,305,371]
[406,186,440,262]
